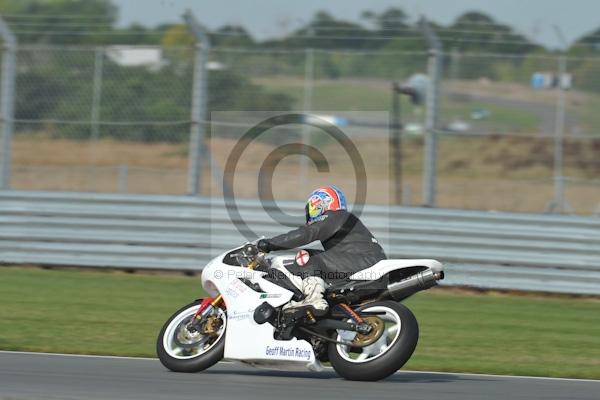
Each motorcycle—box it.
[157,243,444,381]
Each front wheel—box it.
[157,300,226,373]
[328,301,419,381]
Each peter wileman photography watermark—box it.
[208,111,392,261]
[213,267,391,282]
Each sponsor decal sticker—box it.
[228,309,254,321]
[225,279,249,299]
[259,293,282,299]
[265,346,312,360]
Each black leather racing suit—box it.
[257,210,386,282]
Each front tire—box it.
[157,300,226,373]
[328,301,419,381]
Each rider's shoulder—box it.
[324,209,355,219]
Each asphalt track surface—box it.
[1,352,598,400]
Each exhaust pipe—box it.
[384,269,444,301]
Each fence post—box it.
[551,55,567,212]
[184,10,210,196]
[547,26,571,214]
[118,164,128,193]
[391,81,403,205]
[88,46,104,191]
[299,47,315,190]
[0,16,16,190]
[420,17,442,207]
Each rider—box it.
[257,185,386,314]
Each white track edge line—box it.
[0,350,235,364]
[0,350,158,362]
[0,350,598,383]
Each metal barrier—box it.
[1,190,599,295]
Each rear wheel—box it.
[156,300,226,373]
[328,301,418,381]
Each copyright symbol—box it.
[222,113,367,241]
[214,270,223,279]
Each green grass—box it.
[404,291,600,379]
[262,79,391,111]
[576,94,600,135]
[1,267,599,379]
[442,101,540,131]
[0,267,202,356]
[259,78,539,131]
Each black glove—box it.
[256,239,271,253]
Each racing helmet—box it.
[305,185,347,224]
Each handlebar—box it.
[231,242,268,269]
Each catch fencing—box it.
[1,38,600,214]
[1,190,599,295]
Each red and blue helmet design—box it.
[305,185,347,224]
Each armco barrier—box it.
[1,190,599,295]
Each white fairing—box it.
[349,259,444,280]
[199,248,443,371]
[201,250,317,369]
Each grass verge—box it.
[1,267,598,379]
[258,78,540,131]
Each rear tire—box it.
[328,301,419,381]
[156,300,226,373]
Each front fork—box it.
[193,295,224,321]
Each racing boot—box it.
[283,276,329,316]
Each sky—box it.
[112,0,600,49]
